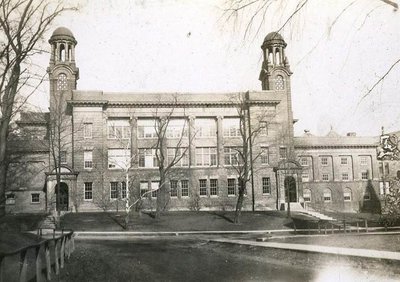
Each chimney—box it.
[347,132,356,137]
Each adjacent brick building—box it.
[5,27,385,214]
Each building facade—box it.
[4,28,384,214]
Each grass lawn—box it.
[60,210,316,232]
[267,233,400,252]
[0,213,46,232]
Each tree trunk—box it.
[155,171,166,219]
[234,178,246,224]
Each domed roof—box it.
[262,32,286,48]
[49,27,77,44]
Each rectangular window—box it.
[323,192,331,202]
[301,172,309,182]
[84,182,93,200]
[341,157,348,165]
[108,149,131,169]
[60,151,67,164]
[170,180,178,197]
[210,179,218,196]
[108,119,130,139]
[227,178,236,196]
[167,147,189,167]
[360,156,368,166]
[83,123,93,138]
[223,118,241,137]
[361,171,368,180]
[84,151,93,169]
[379,162,384,176]
[151,181,159,198]
[199,179,207,196]
[344,191,351,201]
[260,147,269,165]
[139,148,158,168]
[363,192,370,201]
[6,192,15,205]
[31,193,40,203]
[224,147,243,166]
[342,173,349,181]
[303,190,311,202]
[322,174,329,181]
[196,147,217,166]
[385,163,390,175]
[260,121,268,136]
[321,157,328,166]
[300,157,308,166]
[262,177,271,194]
[121,182,127,199]
[181,180,189,197]
[166,119,188,138]
[140,182,148,197]
[195,118,216,138]
[279,147,287,159]
[110,182,119,199]
[137,119,158,139]
[379,181,391,195]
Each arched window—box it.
[275,48,280,65]
[275,75,284,90]
[59,44,66,62]
[303,189,311,202]
[323,188,332,202]
[343,188,352,201]
[57,73,68,90]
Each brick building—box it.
[5,28,384,214]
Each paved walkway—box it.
[211,238,400,261]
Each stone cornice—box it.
[295,144,377,149]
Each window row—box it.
[299,156,372,167]
[303,188,370,203]
[301,171,370,182]
[82,177,272,200]
[81,118,270,140]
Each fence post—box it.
[19,249,28,282]
[324,222,327,235]
[331,223,334,234]
[35,244,44,282]
[71,234,75,252]
[357,222,359,233]
[318,221,321,234]
[343,220,346,233]
[54,239,60,275]
[45,242,51,281]
[60,237,65,269]
[0,256,5,282]
[365,219,368,233]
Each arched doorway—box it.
[284,176,297,202]
[55,182,69,211]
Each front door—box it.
[56,182,69,211]
[284,176,297,202]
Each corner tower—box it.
[47,27,79,109]
[259,32,291,91]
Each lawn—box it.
[60,210,316,231]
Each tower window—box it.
[275,75,284,90]
[57,73,68,90]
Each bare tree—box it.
[222,0,398,98]
[0,0,75,216]
[227,92,273,223]
[152,96,192,218]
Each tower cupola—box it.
[48,27,77,67]
[259,32,291,90]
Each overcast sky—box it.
[30,0,400,137]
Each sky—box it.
[29,0,400,137]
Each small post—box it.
[54,240,60,275]
[307,222,310,235]
[0,256,5,282]
[19,250,28,282]
[35,245,44,282]
[365,219,368,233]
[53,229,55,239]
[293,222,297,234]
[357,221,359,233]
[60,237,65,269]
[71,234,75,252]
[343,220,346,233]
[45,242,51,281]
[324,223,327,234]
[318,221,321,234]
[331,223,334,234]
